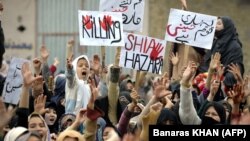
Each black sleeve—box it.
[16,108,29,128]
[0,21,5,68]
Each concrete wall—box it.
[2,0,35,61]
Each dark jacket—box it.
[199,16,244,87]
[0,20,5,69]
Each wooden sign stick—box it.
[114,47,121,67]
[101,46,106,68]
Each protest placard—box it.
[99,0,145,32]
[78,10,124,46]
[2,58,29,105]
[120,33,166,74]
[165,8,217,49]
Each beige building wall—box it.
[2,0,35,61]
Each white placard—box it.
[99,0,145,32]
[2,58,29,105]
[78,10,124,46]
[119,33,166,74]
[165,8,217,50]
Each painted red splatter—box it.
[82,15,93,30]
[101,15,113,31]
[150,45,163,61]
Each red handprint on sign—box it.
[150,44,164,61]
[101,15,113,31]
[82,15,93,30]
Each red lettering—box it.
[125,34,134,50]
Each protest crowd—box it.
[0,0,250,141]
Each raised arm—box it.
[19,62,43,108]
[179,61,201,125]
[180,0,188,10]
[117,89,138,136]
[65,40,75,88]
[170,52,180,81]
[206,52,221,90]
[108,47,121,125]
[84,79,104,141]
[40,45,50,84]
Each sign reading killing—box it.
[78,10,124,46]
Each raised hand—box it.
[181,61,197,87]
[32,58,42,71]
[34,94,48,115]
[53,57,60,66]
[153,85,172,100]
[227,84,244,104]
[66,54,73,69]
[22,62,43,88]
[88,78,98,109]
[32,75,44,98]
[40,45,49,62]
[67,39,74,59]
[0,97,16,129]
[228,63,243,84]
[161,72,170,89]
[209,77,220,97]
[130,89,140,105]
[75,109,87,124]
[180,0,188,10]
[209,52,221,71]
[217,63,225,81]
[170,52,179,66]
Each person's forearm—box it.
[172,65,179,81]
[136,96,158,127]
[34,68,41,76]
[66,120,81,131]
[66,67,75,88]
[205,68,215,89]
[42,62,50,84]
[117,107,133,136]
[179,85,201,125]
[140,109,161,141]
[207,93,214,102]
[84,118,97,141]
[19,86,29,108]
[108,67,120,125]
[108,82,119,125]
[139,72,147,87]
[232,103,240,115]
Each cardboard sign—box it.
[2,58,29,105]
[99,0,145,32]
[165,8,217,49]
[119,33,166,74]
[78,10,124,46]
